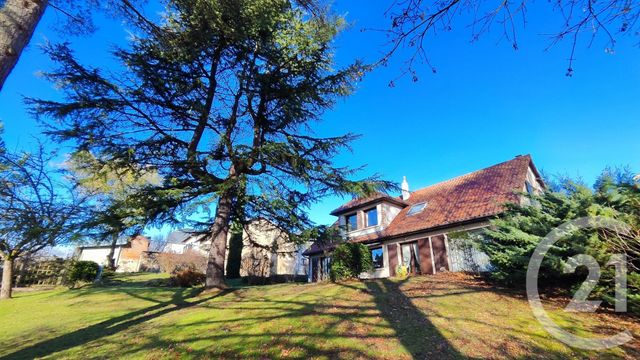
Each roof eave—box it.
[527,156,546,189]
[330,197,407,216]
[305,213,500,256]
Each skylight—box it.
[407,202,427,216]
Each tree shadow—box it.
[2,287,234,360]
[105,284,398,359]
[4,275,637,359]
[3,281,386,358]
[362,278,465,359]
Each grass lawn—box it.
[0,272,639,359]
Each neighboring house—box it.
[239,219,309,281]
[163,220,309,281]
[304,155,545,282]
[76,235,150,272]
[163,230,206,254]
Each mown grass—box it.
[0,272,638,359]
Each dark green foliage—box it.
[169,269,206,287]
[481,171,640,312]
[225,228,243,279]
[29,0,392,234]
[66,261,100,285]
[29,0,394,286]
[330,243,373,281]
[101,269,116,279]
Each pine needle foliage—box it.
[481,171,640,312]
[29,0,393,286]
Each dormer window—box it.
[346,213,358,232]
[407,202,427,216]
[365,207,378,227]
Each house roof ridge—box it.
[408,155,531,198]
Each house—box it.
[304,155,545,281]
[76,235,150,272]
[238,219,309,282]
[163,219,310,281]
[162,230,206,254]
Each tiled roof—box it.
[330,193,407,216]
[305,155,541,255]
[378,155,536,238]
[302,238,339,256]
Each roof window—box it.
[407,202,427,216]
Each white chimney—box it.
[401,176,410,200]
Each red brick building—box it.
[76,236,150,272]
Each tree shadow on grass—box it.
[358,276,640,360]
[2,287,234,360]
[6,275,631,359]
[2,283,391,359]
[106,286,396,359]
[361,278,465,359]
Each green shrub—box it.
[66,260,100,287]
[330,243,373,281]
[101,269,116,279]
[169,269,206,287]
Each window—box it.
[346,213,358,232]
[365,207,378,227]
[525,181,535,195]
[371,247,384,269]
[401,242,421,274]
[525,180,540,207]
[407,202,427,216]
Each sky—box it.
[0,1,638,233]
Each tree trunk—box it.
[0,0,48,90]
[0,257,14,300]
[205,190,233,289]
[225,230,243,279]
[106,233,118,270]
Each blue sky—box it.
[0,1,638,231]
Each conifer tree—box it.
[482,184,599,286]
[30,0,391,288]
[481,173,640,312]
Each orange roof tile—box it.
[378,155,537,239]
[304,155,541,255]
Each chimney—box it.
[401,176,410,200]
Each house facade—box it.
[304,155,545,281]
[163,230,207,254]
[164,219,309,281]
[237,219,310,281]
